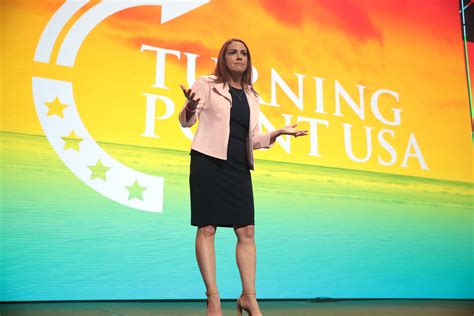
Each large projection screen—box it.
[1,0,472,301]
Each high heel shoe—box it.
[205,290,219,309]
[237,292,263,316]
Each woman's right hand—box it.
[180,84,200,111]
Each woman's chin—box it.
[230,68,246,75]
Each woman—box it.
[179,38,308,316]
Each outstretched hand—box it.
[279,123,308,138]
[180,84,200,111]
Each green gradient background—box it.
[1,132,472,300]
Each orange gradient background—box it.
[1,0,471,182]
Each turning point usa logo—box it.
[32,1,209,213]
[32,0,428,213]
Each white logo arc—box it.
[32,0,209,213]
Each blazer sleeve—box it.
[252,116,276,150]
[178,78,209,128]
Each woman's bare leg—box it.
[196,225,222,315]
[234,224,262,314]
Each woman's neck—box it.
[228,72,243,89]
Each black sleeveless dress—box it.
[189,87,254,227]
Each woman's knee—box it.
[235,225,255,241]
[198,225,217,238]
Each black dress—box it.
[189,87,254,227]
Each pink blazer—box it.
[179,75,275,170]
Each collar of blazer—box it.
[206,75,259,132]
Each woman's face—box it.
[224,41,248,75]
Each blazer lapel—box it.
[211,81,232,103]
[211,78,258,131]
[245,87,259,132]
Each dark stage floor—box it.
[0,299,473,315]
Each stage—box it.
[1,299,473,315]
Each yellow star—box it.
[88,159,110,181]
[126,180,147,201]
[45,97,68,118]
[62,131,84,151]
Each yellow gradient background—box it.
[1,0,471,182]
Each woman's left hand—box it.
[279,123,308,138]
